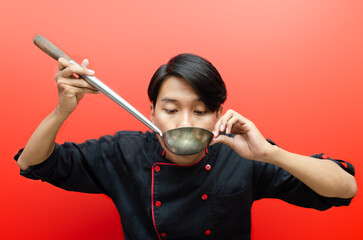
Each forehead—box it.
[156,76,200,101]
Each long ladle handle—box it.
[33,35,163,136]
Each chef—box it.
[15,53,357,239]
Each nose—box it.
[177,112,193,128]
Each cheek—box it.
[153,112,174,132]
[198,115,218,130]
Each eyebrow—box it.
[160,97,203,102]
[161,97,178,102]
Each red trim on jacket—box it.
[151,165,161,240]
[151,150,208,238]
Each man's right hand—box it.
[55,57,98,116]
[17,58,99,170]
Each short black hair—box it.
[148,53,227,111]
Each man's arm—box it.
[17,108,67,170]
[262,146,357,198]
[17,58,97,170]
[211,109,357,199]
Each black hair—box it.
[147,53,227,111]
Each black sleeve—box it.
[14,135,118,194]
[252,140,355,211]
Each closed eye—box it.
[194,110,208,115]
[163,109,178,114]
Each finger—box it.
[213,116,223,137]
[59,83,100,97]
[60,63,95,78]
[213,109,240,137]
[210,134,234,149]
[81,59,89,68]
[58,57,71,71]
[82,88,101,94]
[219,111,234,133]
[213,110,233,137]
[230,121,246,134]
[226,115,239,134]
[58,78,98,91]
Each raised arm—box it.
[211,109,357,199]
[17,58,98,170]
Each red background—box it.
[1,0,362,239]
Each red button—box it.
[205,229,212,236]
[202,194,208,200]
[155,201,162,207]
[155,166,161,172]
[322,154,328,159]
[161,233,167,237]
[205,164,211,171]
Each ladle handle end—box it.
[33,35,164,137]
[33,35,72,61]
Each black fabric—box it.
[14,131,354,240]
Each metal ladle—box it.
[33,35,214,156]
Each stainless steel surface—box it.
[71,61,213,156]
[71,60,163,136]
[163,127,214,155]
[34,36,213,155]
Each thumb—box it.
[210,134,234,149]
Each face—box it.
[150,76,222,164]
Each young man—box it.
[15,53,357,239]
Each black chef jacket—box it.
[14,131,355,240]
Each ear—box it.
[216,105,223,120]
[150,102,155,123]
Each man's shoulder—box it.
[90,130,161,160]
[82,131,159,152]
[114,130,158,142]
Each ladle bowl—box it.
[163,127,214,155]
[33,35,214,155]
